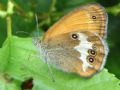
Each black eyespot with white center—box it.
[87,56,95,63]
[88,49,96,56]
[89,57,94,63]
[92,16,96,19]
[71,33,78,40]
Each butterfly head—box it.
[33,37,48,60]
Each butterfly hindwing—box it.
[43,31,108,77]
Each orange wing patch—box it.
[43,3,107,42]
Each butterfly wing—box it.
[44,31,108,77]
[43,3,108,42]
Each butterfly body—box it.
[34,3,108,77]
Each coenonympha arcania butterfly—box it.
[33,3,108,77]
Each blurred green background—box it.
[0,0,120,80]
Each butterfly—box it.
[33,3,108,77]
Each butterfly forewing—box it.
[43,3,107,42]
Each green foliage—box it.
[0,0,120,90]
[0,36,120,90]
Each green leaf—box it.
[0,74,20,90]
[107,3,120,15]
[0,36,120,90]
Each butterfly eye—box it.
[88,49,96,56]
[87,56,95,63]
[71,33,78,40]
[92,16,96,19]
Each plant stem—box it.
[50,0,56,12]
[6,16,12,38]
[6,0,14,38]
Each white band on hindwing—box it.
[74,33,93,72]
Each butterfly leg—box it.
[45,54,56,82]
